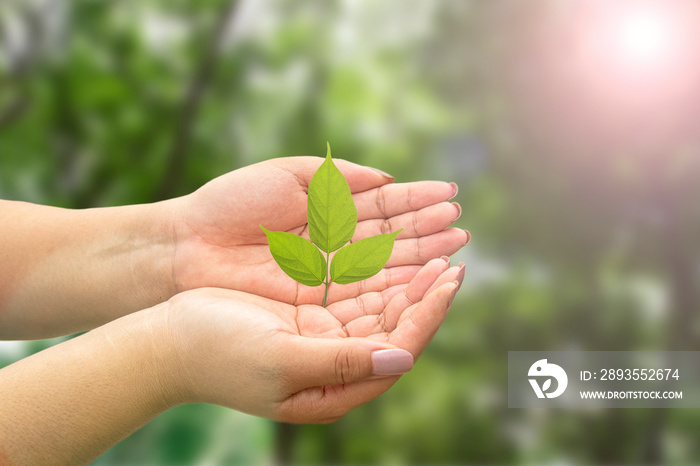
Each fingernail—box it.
[449,281,460,306]
[372,349,414,375]
[370,167,395,181]
[449,182,458,200]
[452,202,462,221]
[464,230,471,244]
[457,263,465,283]
[440,255,450,264]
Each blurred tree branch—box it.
[0,3,44,129]
[155,0,240,201]
[0,94,29,129]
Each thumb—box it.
[273,156,394,193]
[281,337,414,391]
[334,158,395,192]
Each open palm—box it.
[171,156,467,306]
[168,257,464,422]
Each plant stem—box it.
[323,250,331,307]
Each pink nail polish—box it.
[440,255,450,263]
[464,230,471,244]
[457,264,465,285]
[449,182,458,200]
[452,202,462,220]
[372,349,414,375]
[370,167,395,181]
[449,281,460,306]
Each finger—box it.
[276,377,398,424]
[353,202,461,241]
[273,156,394,193]
[326,285,406,325]
[424,262,465,297]
[280,336,413,393]
[354,181,458,221]
[381,258,452,331]
[386,228,469,266]
[395,264,465,329]
[344,258,451,337]
[388,281,459,359]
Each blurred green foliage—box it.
[2,0,700,464]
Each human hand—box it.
[161,257,464,423]
[0,155,467,340]
[169,156,468,306]
[0,258,463,465]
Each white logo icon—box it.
[528,359,568,398]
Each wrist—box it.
[126,199,181,307]
[130,301,190,410]
[92,301,191,412]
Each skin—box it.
[0,156,469,464]
[0,156,468,339]
[0,259,464,465]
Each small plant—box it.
[261,143,402,307]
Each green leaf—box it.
[330,229,402,285]
[307,143,358,253]
[261,226,326,287]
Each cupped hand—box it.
[169,156,468,306]
[162,258,464,423]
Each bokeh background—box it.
[2,0,700,464]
